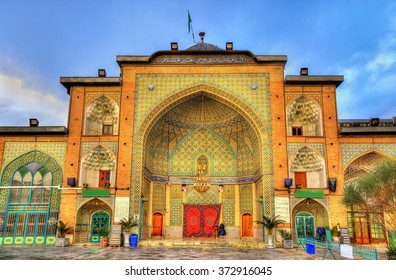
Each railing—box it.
[296,238,378,260]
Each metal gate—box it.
[90,211,109,243]
[2,211,57,245]
[296,213,315,239]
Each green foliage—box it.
[279,230,292,240]
[57,220,73,238]
[342,159,396,233]
[330,223,341,237]
[120,216,139,232]
[97,225,111,238]
[386,246,396,260]
[256,215,285,234]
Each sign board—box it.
[114,197,129,222]
[340,244,354,259]
[274,197,290,222]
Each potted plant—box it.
[279,229,294,249]
[120,216,139,247]
[97,225,111,247]
[256,215,285,248]
[330,223,340,242]
[55,220,73,247]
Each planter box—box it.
[55,238,70,247]
[283,240,294,249]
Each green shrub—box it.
[386,246,396,260]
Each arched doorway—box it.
[295,212,314,239]
[292,198,329,239]
[242,213,253,237]
[75,198,112,244]
[140,89,265,239]
[90,211,110,243]
[344,152,390,244]
[152,213,163,237]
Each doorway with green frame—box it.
[90,211,110,243]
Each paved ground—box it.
[0,245,388,260]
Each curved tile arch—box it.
[131,84,273,216]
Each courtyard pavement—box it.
[0,244,388,260]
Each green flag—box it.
[188,10,192,33]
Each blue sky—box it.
[0,0,395,126]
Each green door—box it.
[90,212,109,243]
[295,213,315,239]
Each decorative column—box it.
[234,184,240,227]
[148,181,154,227]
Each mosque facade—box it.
[0,39,395,246]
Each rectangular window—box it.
[102,124,113,135]
[292,126,303,136]
[99,170,111,188]
[295,172,307,188]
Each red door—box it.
[242,213,253,237]
[295,172,307,188]
[152,213,163,236]
[99,170,110,188]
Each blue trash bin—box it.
[130,234,138,248]
[306,240,315,254]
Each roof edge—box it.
[60,77,121,92]
[285,75,344,87]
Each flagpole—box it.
[191,25,195,43]
[188,10,195,43]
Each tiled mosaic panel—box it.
[134,74,271,131]
[152,183,166,213]
[240,184,253,214]
[170,198,182,225]
[2,142,66,171]
[341,143,396,167]
[0,190,8,211]
[186,189,218,204]
[285,91,322,105]
[222,185,235,199]
[131,74,273,216]
[144,107,259,177]
[170,184,182,198]
[288,143,325,158]
[85,91,121,106]
[262,174,273,216]
[170,128,236,176]
[81,142,118,157]
[222,198,235,226]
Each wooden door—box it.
[152,213,163,236]
[99,170,110,188]
[295,172,307,188]
[242,213,253,237]
[354,216,370,244]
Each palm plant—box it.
[342,160,396,233]
[256,215,285,235]
[120,216,139,233]
[57,220,73,238]
[97,225,111,238]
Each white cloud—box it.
[366,52,396,72]
[0,74,68,126]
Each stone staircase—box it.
[108,225,122,247]
[139,238,266,249]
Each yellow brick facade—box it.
[0,44,395,246]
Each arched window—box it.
[10,163,52,204]
[84,96,119,135]
[287,96,322,136]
